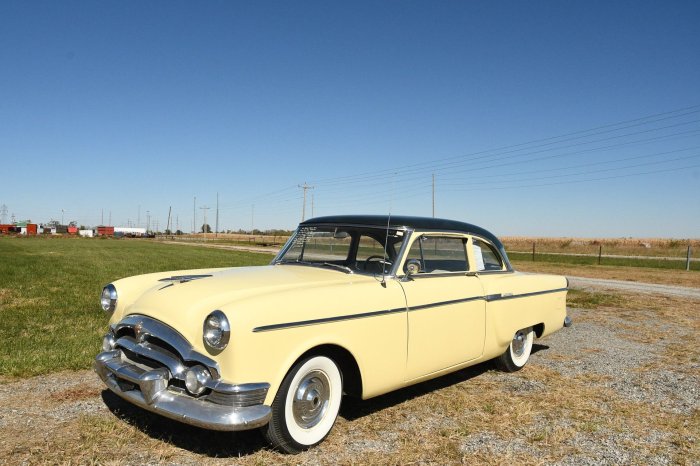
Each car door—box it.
[399,234,486,381]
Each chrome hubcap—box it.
[292,370,330,429]
[511,331,526,357]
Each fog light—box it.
[102,333,117,351]
[185,365,211,395]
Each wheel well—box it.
[297,344,363,398]
[533,323,544,338]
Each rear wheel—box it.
[494,326,534,372]
[264,355,343,453]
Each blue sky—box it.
[1,1,699,237]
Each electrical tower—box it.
[200,206,210,234]
[0,204,8,224]
[298,182,314,221]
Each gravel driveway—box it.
[568,275,700,299]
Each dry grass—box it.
[513,261,700,288]
[503,236,699,256]
[2,288,697,464]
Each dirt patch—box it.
[0,291,697,465]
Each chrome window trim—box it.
[470,235,513,272]
[272,224,413,279]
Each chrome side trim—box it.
[253,287,568,333]
[253,307,406,333]
[409,296,483,311]
[114,315,221,379]
[485,287,568,302]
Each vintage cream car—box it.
[95,215,570,453]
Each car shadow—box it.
[531,343,549,355]
[100,348,550,457]
[100,390,268,457]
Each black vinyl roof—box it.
[301,215,504,249]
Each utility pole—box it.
[146,210,150,232]
[298,182,314,221]
[200,206,210,235]
[61,209,65,225]
[101,209,104,225]
[166,206,172,235]
[193,196,196,234]
[0,204,7,224]
[432,173,435,218]
[215,192,219,237]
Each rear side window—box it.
[472,238,504,271]
[405,236,468,273]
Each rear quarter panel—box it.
[479,272,568,359]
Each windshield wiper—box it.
[320,262,354,274]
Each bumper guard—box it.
[94,350,271,431]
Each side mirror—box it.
[405,259,421,276]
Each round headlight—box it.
[185,365,211,395]
[101,284,118,313]
[203,310,230,352]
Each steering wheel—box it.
[363,255,393,273]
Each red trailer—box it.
[67,226,78,235]
[26,224,38,235]
[96,226,115,236]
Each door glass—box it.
[405,236,468,273]
[472,238,504,271]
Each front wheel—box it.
[264,355,343,453]
[494,326,534,372]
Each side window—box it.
[472,238,504,271]
[405,236,468,274]
[294,230,352,262]
[355,236,387,262]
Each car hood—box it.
[122,265,368,347]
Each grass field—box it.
[1,235,698,380]
[1,236,698,463]
[0,236,273,379]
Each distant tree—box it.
[164,229,172,235]
[176,229,183,235]
[69,221,78,227]
[201,224,212,233]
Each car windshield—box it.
[273,225,407,275]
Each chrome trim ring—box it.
[292,370,331,429]
[203,310,230,353]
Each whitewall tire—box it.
[265,355,343,453]
[495,326,534,372]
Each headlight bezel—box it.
[100,284,118,313]
[203,310,230,353]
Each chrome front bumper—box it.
[95,350,271,431]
